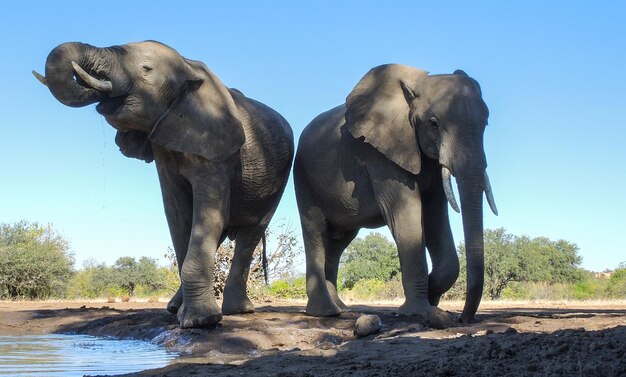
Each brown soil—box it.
[1,299,625,376]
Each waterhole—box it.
[0,334,178,376]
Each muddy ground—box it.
[1,299,625,376]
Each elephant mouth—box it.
[96,95,128,116]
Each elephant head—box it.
[34,41,245,163]
[345,64,497,323]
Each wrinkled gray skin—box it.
[37,41,294,328]
[294,64,497,323]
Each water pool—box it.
[0,334,178,376]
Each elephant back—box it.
[228,88,294,200]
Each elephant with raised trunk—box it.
[295,64,497,323]
[35,41,294,328]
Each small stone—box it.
[317,341,335,350]
[504,327,518,334]
[354,314,382,338]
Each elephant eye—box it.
[429,116,440,128]
[142,64,153,72]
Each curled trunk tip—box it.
[44,42,106,107]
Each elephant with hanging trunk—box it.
[34,41,294,328]
[294,64,498,323]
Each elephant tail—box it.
[262,234,269,285]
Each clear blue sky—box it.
[1,1,624,272]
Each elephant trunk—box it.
[43,42,109,107]
[456,172,486,323]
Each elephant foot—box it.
[177,301,223,329]
[425,306,457,329]
[397,302,456,329]
[326,281,349,311]
[222,295,255,315]
[306,296,343,317]
[397,300,432,317]
[166,287,183,314]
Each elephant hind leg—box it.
[222,226,265,315]
[324,227,358,310]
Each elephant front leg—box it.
[389,209,432,317]
[154,157,193,315]
[369,167,431,317]
[178,186,230,328]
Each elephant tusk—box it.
[484,171,498,216]
[442,167,461,213]
[71,61,112,93]
[32,70,47,86]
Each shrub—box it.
[606,264,626,298]
[0,221,74,299]
[341,278,403,301]
[266,277,306,299]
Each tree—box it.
[0,221,74,299]
[113,256,165,296]
[472,228,522,300]
[455,228,584,300]
[66,259,117,298]
[339,232,400,290]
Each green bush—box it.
[495,280,610,301]
[500,282,532,300]
[341,278,403,301]
[606,264,626,298]
[266,277,306,299]
[349,279,386,299]
[569,280,603,300]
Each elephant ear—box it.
[345,64,428,175]
[115,130,154,163]
[149,59,245,162]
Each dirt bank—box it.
[1,300,625,376]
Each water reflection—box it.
[0,334,178,376]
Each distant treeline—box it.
[0,221,624,301]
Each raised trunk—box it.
[457,174,484,323]
[44,42,107,107]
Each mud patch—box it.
[1,300,625,376]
